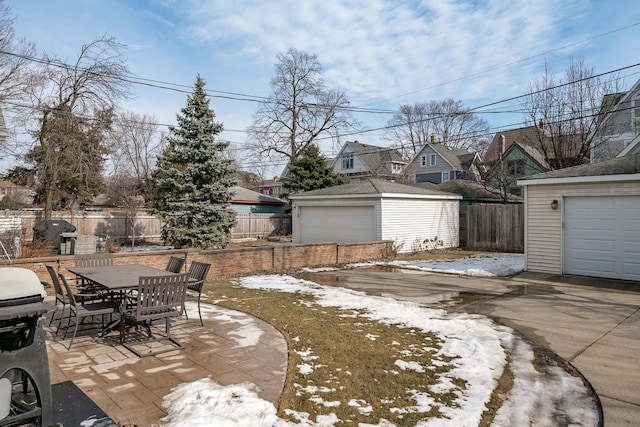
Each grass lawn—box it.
[203,262,512,426]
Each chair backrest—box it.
[75,253,114,268]
[165,256,186,273]
[45,264,64,297]
[57,273,78,309]
[132,273,189,322]
[187,261,211,292]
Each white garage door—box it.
[564,196,640,280]
[300,206,375,243]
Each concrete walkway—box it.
[306,268,640,427]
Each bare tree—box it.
[105,172,145,248]
[0,0,36,105]
[385,99,491,159]
[247,48,357,165]
[16,35,130,219]
[522,57,620,169]
[109,111,163,181]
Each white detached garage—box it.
[518,154,640,281]
[289,179,461,253]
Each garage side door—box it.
[564,196,640,280]
[300,206,375,243]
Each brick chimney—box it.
[539,119,545,130]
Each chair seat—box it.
[75,301,119,317]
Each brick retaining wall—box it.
[1,241,393,284]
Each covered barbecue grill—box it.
[0,268,52,427]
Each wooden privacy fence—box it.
[2,210,292,242]
[464,204,524,252]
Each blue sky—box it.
[6,0,640,176]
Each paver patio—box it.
[44,301,288,426]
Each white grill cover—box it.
[0,268,47,301]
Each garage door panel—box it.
[573,218,616,230]
[568,239,615,252]
[300,206,375,243]
[564,196,640,280]
[571,259,615,274]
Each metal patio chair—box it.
[165,256,186,273]
[58,274,118,349]
[121,273,190,357]
[183,261,211,326]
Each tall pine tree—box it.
[148,75,237,249]
[283,144,347,197]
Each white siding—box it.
[524,180,640,275]
[380,198,459,253]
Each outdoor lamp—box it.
[550,200,559,210]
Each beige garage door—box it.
[300,206,375,243]
[564,196,640,280]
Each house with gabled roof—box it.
[591,77,640,162]
[484,139,550,197]
[404,138,483,185]
[330,140,406,181]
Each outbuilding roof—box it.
[289,178,461,199]
[230,186,286,205]
[520,153,640,182]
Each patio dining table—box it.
[66,264,182,341]
[67,264,173,291]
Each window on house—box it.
[508,159,525,176]
[420,155,427,167]
[342,153,354,169]
[441,172,450,182]
[430,153,437,166]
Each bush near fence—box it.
[3,240,394,285]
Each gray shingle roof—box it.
[289,178,460,198]
[520,153,640,180]
[231,186,285,204]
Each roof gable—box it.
[407,143,475,171]
[332,140,404,172]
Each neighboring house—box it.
[289,178,461,253]
[591,77,640,162]
[485,122,584,172]
[484,139,550,197]
[518,153,640,281]
[404,139,483,185]
[230,186,287,214]
[0,108,8,143]
[253,177,283,198]
[331,140,406,180]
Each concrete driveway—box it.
[302,268,640,426]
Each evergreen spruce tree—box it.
[283,144,347,197]
[149,75,237,248]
